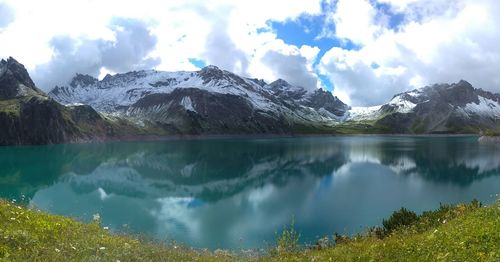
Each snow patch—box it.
[464,97,500,117]
[347,105,382,121]
[180,96,196,112]
[388,95,417,113]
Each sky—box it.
[1,0,500,106]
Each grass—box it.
[0,98,22,117]
[0,199,498,261]
[483,130,500,136]
[0,199,226,261]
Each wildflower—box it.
[103,226,109,230]
[10,217,15,221]
[442,219,447,224]
[93,213,101,221]
[55,248,60,253]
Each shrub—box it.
[333,233,351,245]
[382,207,418,234]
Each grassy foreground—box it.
[0,199,498,261]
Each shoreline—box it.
[0,132,481,147]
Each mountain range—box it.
[1,57,499,145]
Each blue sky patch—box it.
[373,2,406,30]
[188,58,207,69]
[265,1,362,91]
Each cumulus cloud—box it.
[319,0,500,106]
[261,50,318,90]
[32,18,160,90]
[0,3,15,29]
[203,21,249,75]
[4,0,500,106]
[101,18,160,72]
[330,0,381,44]
[1,0,324,92]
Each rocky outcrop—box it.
[0,57,148,146]
[0,57,39,99]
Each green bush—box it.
[382,207,419,234]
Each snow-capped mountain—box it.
[49,64,500,135]
[345,80,500,133]
[50,65,349,134]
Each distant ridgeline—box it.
[1,57,500,145]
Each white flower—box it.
[55,248,60,253]
[93,214,101,221]
[103,227,109,230]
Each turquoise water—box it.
[0,136,499,249]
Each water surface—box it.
[0,136,498,249]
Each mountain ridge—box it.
[1,57,500,145]
[49,63,500,135]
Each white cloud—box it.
[0,0,323,90]
[319,0,500,106]
[1,0,500,105]
[330,0,380,44]
[31,18,160,90]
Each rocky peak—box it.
[70,74,98,88]
[0,57,39,99]
[269,79,292,89]
[438,80,479,106]
[102,71,149,83]
[306,88,349,117]
[197,65,252,89]
[198,65,225,83]
[248,78,267,87]
[455,80,473,89]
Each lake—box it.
[0,136,498,249]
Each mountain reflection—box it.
[0,136,498,249]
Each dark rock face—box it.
[18,98,77,144]
[0,57,38,99]
[305,88,349,117]
[70,74,98,88]
[267,79,349,117]
[0,97,77,145]
[128,88,290,135]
